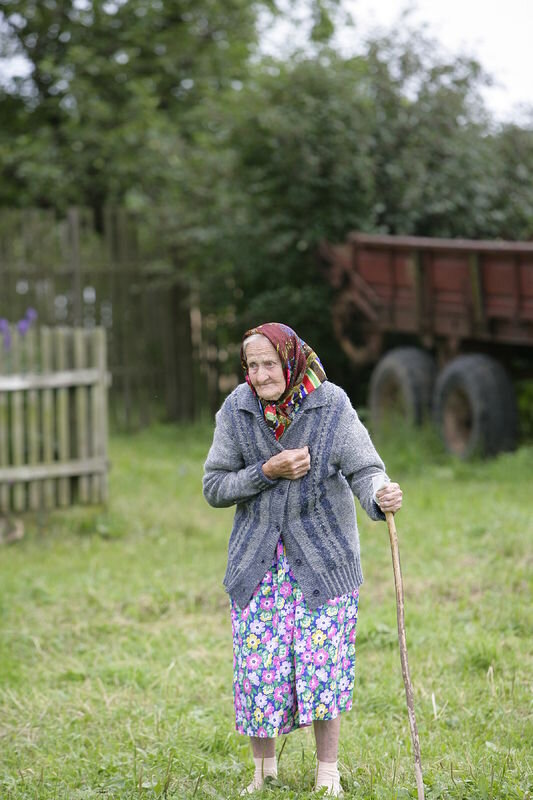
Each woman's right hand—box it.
[262,447,310,480]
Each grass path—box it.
[0,423,532,799]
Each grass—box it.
[0,421,532,799]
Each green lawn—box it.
[0,423,531,799]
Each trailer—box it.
[321,233,533,457]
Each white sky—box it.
[2,1,532,123]
[260,0,533,123]
[339,0,533,122]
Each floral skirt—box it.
[230,538,359,737]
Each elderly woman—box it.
[203,323,402,796]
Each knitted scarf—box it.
[241,322,327,440]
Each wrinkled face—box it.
[245,336,286,401]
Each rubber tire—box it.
[369,347,436,427]
[433,354,517,458]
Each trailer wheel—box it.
[433,354,517,458]
[369,348,436,427]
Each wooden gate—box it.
[0,325,109,512]
[0,207,205,429]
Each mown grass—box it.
[0,422,532,799]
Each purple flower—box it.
[0,318,9,333]
[17,318,30,336]
[320,689,334,704]
[246,653,262,671]
[2,330,11,351]
[280,661,292,678]
[250,619,265,635]
[25,307,38,322]
[313,649,329,667]
[309,675,319,691]
[327,625,339,641]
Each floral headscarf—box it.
[241,322,327,440]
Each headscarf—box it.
[240,322,327,440]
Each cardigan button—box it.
[295,558,302,566]
[313,589,320,596]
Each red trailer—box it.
[321,233,533,457]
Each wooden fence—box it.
[0,207,225,429]
[0,325,108,512]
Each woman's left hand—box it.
[376,482,403,514]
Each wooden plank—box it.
[89,329,99,503]
[0,332,10,512]
[468,253,486,331]
[25,327,41,509]
[0,368,102,391]
[91,327,109,503]
[40,327,55,509]
[74,328,90,502]
[409,251,424,333]
[117,209,132,429]
[68,207,82,325]
[512,256,521,318]
[349,231,533,254]
[104,207,121,429]
[10,328,26,511]
[55,327,71,506]
[0,458,107,482]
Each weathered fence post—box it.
[40,327,55,509]
[74,328,90,502]
[0,325,110,513]
[26,327,40,510]
[91,326,108,504]
[68,207,82,326]
[0,341,9,513]
[10,331,25,511]
[55,327,71,506]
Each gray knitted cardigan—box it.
[203,380,388,610]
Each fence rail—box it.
[0,325,109,512]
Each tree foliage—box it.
[0,0,275,208]
[1,2,533,380]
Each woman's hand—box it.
[376,482,403,514]
[262,447,311,481]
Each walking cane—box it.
[386,510,425,800]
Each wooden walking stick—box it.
[385,510,425,800]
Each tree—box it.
[0,0,276,209]
[488,119,533,239]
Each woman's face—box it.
[245,336,286,401]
